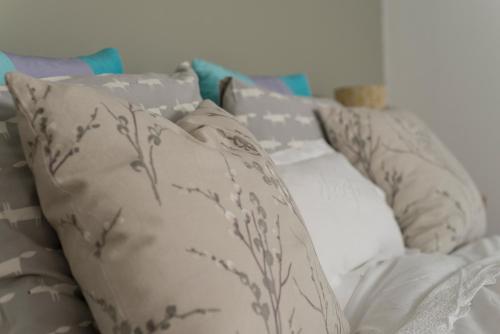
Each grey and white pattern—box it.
[0,62,201,333]
[221,78,340,153]
[7,73,349,334]
[317,105,486,253]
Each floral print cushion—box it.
[317,105,486,253]
[7,72,349,334]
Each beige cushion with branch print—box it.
[317,105,486,253]
[7,72,349,334]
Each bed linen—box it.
[343,236,500,334]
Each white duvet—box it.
[343,236,500,334]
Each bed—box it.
[0,48,498,334]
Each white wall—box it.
[383,0,500,234]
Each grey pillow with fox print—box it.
[317,105,486,253]
[221,77,340,153]
[0,63,201,333]
[7,72,349,334]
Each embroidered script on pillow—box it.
[7,72,349,334]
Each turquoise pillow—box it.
[192,59,312,104]
[0,48,123,85]
[279,73,313,96]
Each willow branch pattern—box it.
[325,110,380,181]
[85,291,219,334]
[174,154,293,334]
[59,208,123,259]
[22,84,101,175]
[103,103,167,205]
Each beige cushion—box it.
[317,105,486,253]
[7,72,349,334]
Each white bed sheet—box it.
[451,236,500,334]
[339,236,500,334]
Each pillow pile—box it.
[0,62,201,333]
[221,77,405,284]
[4,47,483,333]
[317,105,486,253]
[192,59,312,104]
[6,72,350,334]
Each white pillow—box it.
[272,140,405,286]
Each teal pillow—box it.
[280,73,313,96]
[0,48,123,84]
[192,58,312,104]
[78,48,123,75]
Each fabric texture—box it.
[0,64,201,333]
[344,236,500,334]
[0,48,123,85]
[317,105,486,253]
[192,58,312,104]
[271,139,405,285]
[7,72,349,334]
[221,77,339,153]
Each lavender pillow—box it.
[0,48,123,85]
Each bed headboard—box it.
[0,0,382,97]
